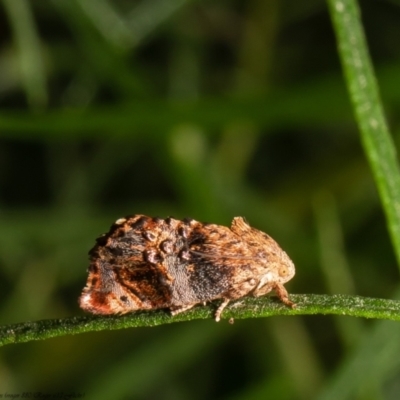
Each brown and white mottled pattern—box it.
[79,215,296,321]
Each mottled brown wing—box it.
[79,215,174,314]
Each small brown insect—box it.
[79,215,295,321]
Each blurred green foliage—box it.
[0,0,400,399]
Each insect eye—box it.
[279,266,289,277]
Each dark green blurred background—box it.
[1,0,400,399]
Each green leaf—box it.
[327,0,400,268]
[1,294,400,347]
